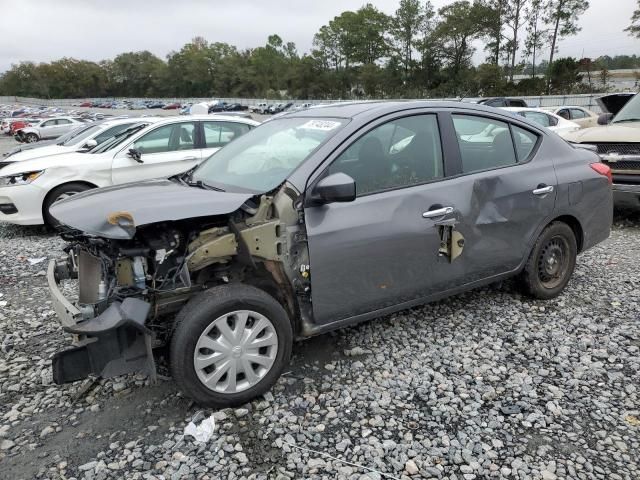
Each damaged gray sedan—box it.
[48,101,613,407]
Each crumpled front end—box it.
[48,250,156,384]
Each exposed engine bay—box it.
[49,185,313,384]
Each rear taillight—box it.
[590,162,612,185]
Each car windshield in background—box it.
[612,94,640,124]
[59,124,101,146]
[91,123,148,154]
[191,117,347,192]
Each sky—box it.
[0,0,638,72]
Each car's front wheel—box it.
[43,182,93,227]
[170,284,292,407]
[25,133,39,143]
[519,221,577,299]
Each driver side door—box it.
[111,121,201,184]
[304,113,463,325]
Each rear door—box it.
[443,112,558,281]
[200,120,252,158]
[38,119,58,139]
[53,118,73,136]
[111,121,201,183]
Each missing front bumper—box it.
[48,259,157,384]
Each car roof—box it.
[281,100,524,119]
[100,116,162,127]
[151,114,260,126]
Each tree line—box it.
[1,0,638,100]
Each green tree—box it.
[626,0,640,37]
[391,0,426,77]
[524,0,548,78]
[543,0,590,93]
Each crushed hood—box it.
[50,179,254,240]
[563,123,640,143]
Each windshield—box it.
[91,123,149,154]
[612,94,640,123]
[191,117,347,192]
[59,124,100,146]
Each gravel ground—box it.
[0,210,638,480]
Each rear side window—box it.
[452,115,517,173]
[509,100,527,107]
[203,121,251,148]
[511,126,538,161]
[56,119,72,125]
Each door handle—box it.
[422,206,454,219]
[532,185,554,196]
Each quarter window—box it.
[328,114,444,196]
[452,115,517,173]
[203,121,251,148]
[511,126,538,162]
[132,122,196,154]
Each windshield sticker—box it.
[299,120,341,131]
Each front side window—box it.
[41,120,55,127]
[132,122,195,154]
[453,115,517,173]
[327,114,444,196]
[191,117,346,192]
[557,109,570,120]
[203,121,251,148]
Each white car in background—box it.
[3,117,161,162]
[502,107,580,137]
[15,116,88,143]
[543,106,600,129]
[0,115,259,226]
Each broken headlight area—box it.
[51,222,218,384]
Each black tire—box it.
[43,182,93,227]
[25,133,39,143]
[170,284,293,408]
[519,222,577,299]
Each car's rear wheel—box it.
[25,133,39,143]
[170,284,292,407]
[43,183,93,227]
[520,222,577,299]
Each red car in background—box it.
[79,101,92,107]
[9,119,38,134]
[162,102,181,110]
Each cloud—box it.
[0,0,637,72]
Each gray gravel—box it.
[0,211,639,480]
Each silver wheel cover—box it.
[193,310,278,394]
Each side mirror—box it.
[310,172,356,206]
[598,113,613,125]
[81,139,97,150]
[127,148,143,163]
